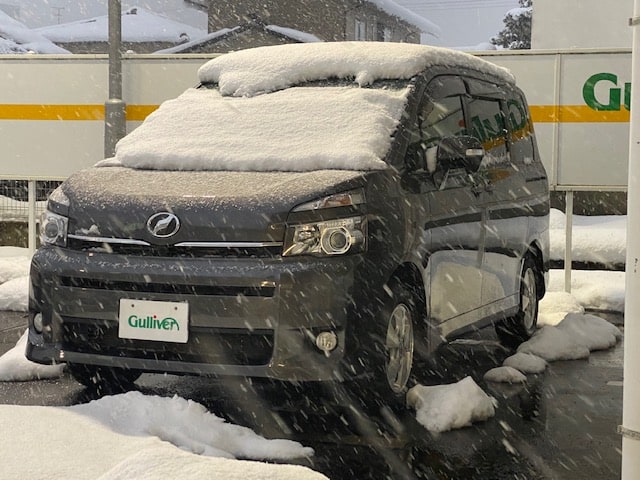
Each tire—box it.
[372,282,420,408]
[496,255,540,348]
[68,364,141,393]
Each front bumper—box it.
[27,247,364,382]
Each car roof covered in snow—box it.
[112,42,515,173]
[197,41,515,98]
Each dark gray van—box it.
[27,43,549,403]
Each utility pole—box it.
[104,0,126,158]
[622,2,640,477]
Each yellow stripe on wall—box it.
[0,104,159,121]
[530,105,630,123]
[0,104,630,123]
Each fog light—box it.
[315,331,338,352]
[33,313,44,334]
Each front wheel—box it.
[369,282,421,408]
[496,255,540,348]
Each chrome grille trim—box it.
[68,234,283,249]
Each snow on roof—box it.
[154,27,241,54]
[0,10,69,54]
[35,6,206,44]
[114,85,410,172]
[115,42,515,173]
[198,42,515,98]
[368,0,441,37]
[265,25,322,43]
[154,24,321,54]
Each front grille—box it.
[61,318,274,366]
[59,276,276,297]
[67,237,283,259]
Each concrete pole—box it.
[104,0,126,158]
[622,3,640,477]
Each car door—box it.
[464,79,528,313]
[414,75,486,336]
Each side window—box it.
[506,92,535,164]
[466,96,508,165]
[415,76,467,173]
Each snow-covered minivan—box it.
[27,42,549,404]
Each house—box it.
[0,9,68,54]
[192,0,439,45]
[34,6,207,54]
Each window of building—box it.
[355,20,366,41]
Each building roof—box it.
[0,10,69,53]
[35,6,206,44]
[368,0,440,36]
[155,19,321,54]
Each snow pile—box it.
[0,247,30,312]
[0,330,63,381]
[406,377,496,433]
[538,290,584,326]
[518,313,622,362]
[0,400,324,480]
[549,269,625,312]
[0,195,47,222]
[482,311,620,385]
[198,42,514,98]
[483,366,527,384]
[0,10,69,54]
[0,247,30,283]
[100,443,326,480]
[115,86,409,172]
[550,209,626,265]
[69,391,313,461]
[502,352,547,374]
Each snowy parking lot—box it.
[0,208,627,479]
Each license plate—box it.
[118,299,189,343]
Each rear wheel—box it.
[496,255,540,348]
[68,364,141,392]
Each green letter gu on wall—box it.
[583,73,631,111]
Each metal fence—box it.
[0,179,62,251]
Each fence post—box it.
[564,190,573,293]
[28,180,36,253]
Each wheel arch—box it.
[386,262,428,319]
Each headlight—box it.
[40,210,68,247]
[283,216,366,257]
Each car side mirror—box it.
[405,143,426,172]
[436,136,485,173]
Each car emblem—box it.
[146,212,180,238]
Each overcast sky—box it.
[395,0,521,47]
[3,0,518,47]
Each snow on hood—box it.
[197,42,514,98]
[115,85,409,172]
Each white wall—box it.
[0,51,633,189]
[532,0,633,49]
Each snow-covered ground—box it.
[0,209,626,478]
